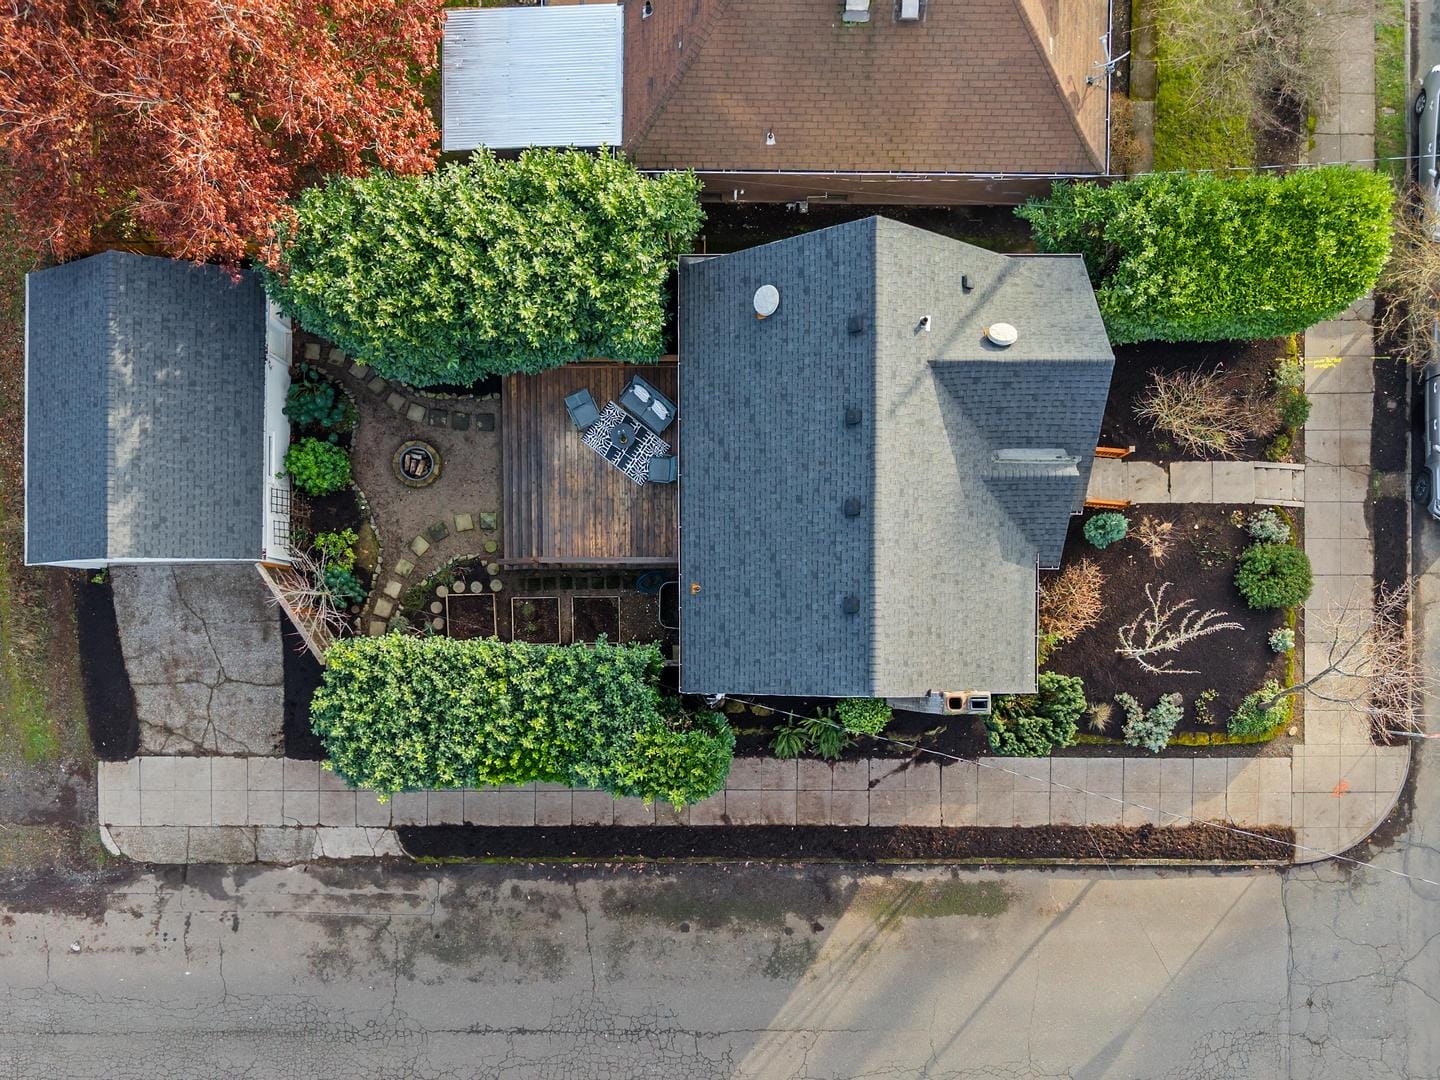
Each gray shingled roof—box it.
[678,217,1114,698]
[25,251,266,565]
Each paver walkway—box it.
[1086,458,1303,505]
[98,747,1405,864]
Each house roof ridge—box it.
[624,0,739,157]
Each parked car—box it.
[1417,353,1440,518]
[1416,66,1440,229]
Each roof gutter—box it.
[641,168,1110,181]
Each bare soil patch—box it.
[282,616,326,760]
[510,596,560,644]
[74,578,137,761]
[572,595,619,642]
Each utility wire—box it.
[728,697,1440,890]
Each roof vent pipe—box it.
[754,284,780,319]
[985,322,1018,347]
[842,595,861,614]
[843,497,862,517]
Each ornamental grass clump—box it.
[310,635,733,808]
[1236,543,1313,608]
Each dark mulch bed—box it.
[724,703,988,762]
[1100,338,1297,462]
[1372,497,1407,594]
[399,823,1294,863]
[282,616,326,760]
[1045,505,1290,725]
[573,595,620,642]
[1253,89,1306,168]
[511,595,561,644]
[404,374,502,399]
[695,203,1034,257]
[1374,354,1408,474]
[73,578,138,761]
[446,592,497,640]
[295,486,363,538]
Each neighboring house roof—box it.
[623,0,1109,177]
[441,4,625,152]
[678,217,1114,699]
[25,251,266,565]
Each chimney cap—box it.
[754,284,780,318]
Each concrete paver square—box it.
[283,789,320,826]
[1192,759,1228,793]
[1049,791,1085,825]
[1340,714,1374,746]
[1297,754,1343,793]
[975,791,1013,827]
[1340,538,1373,575]
[830,761,870,790]
[1005,758,1050,792]
[1159,759,1194,792]
[1226,758,1265,793]
[978,761,1017,793]
[1339,500,1368,539]
[140,789,176,826]
[824,789,864,825]
[1211,462,1255,503]
[427,791,464,825]
[170,789,212,826]
[1191,791,1227,822]
[1122,796,1161,827]
[210,788,248,826]
[1338,791,1379,830]
[655,803,689,827]
[282,759,319,791]
[868,761,907,792]
[940,760,977,798]
[1085,792,1123,826]
[496,790,538,825]
[1257,757,1292,789]
[100,783,141,826]
[460,790,497,826]
[1339,466,1370,501]
[1306,394,1343,433]
[1303,430,1339,465]
[356,792,392,827]
[1127,462,1170,502]
[1258,789,1292,826]
[571,790,616,826]
[797,760,832,790]
[1167,461,1213,502]
[905,761,941,791]
[796,789,832,825]
[1308,538,1342,576]
[247,788,284,825]
[902,791,941,826]
[726,757,797,790]
[171,758,212,790]
[1338,430,1370,467]
[867,791,906,826]
[611,797,654,825]
[100,759,140,792]
[1300,792,1341,828]
[725,789,796,825]
[941,789,977,826]
[534,791,572,826]
[318,789,357,826]
[1339,749,1377,792]
[1049,759,1086,791]
[1085,759,1124,794]
[1303,710,1342,745]
[1225,789,1261,825]
[1124,758,1161,790]
[140,757,177,790]
[1158,788,1192,824]
[317,767,352,793]
[210,758,248,790]
[388,791,428,826]
[1375,750,1410,791]
[1303,464,1341,501]
[1012,791,1050,826]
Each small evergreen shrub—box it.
[1084,512,1129,550]
[322,566,366,606]
[1268,627,1296,653]
[1123,693,1184,753]
[1264,433,1293,462]
[1245,509,1292,545]
[284,366,354,430]
[1228,681,1291,738]
[1113,692,1144,729]
[1277,388,1311,430]
[836,698,892,736]
[986,672,1086,756]
[314,528,358,570]
[1236,543,1313,608]
[285,438,351,495]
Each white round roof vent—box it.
[753,284,780,319]
[985,322,1018,347]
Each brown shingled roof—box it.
[622,0,1109,176]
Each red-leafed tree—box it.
[0,0,444,264]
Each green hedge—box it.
[1017,168,1392,345]
[263,150,704,387]
[311,636,733,807]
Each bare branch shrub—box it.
[1264,583,1429,737]
[1116,583,1244,674]
[1134,516,1176,564]
[1377,194,1440,365]
[1135,369,1248,457]
[1039,560,1105,647]
[1235,389,1282,439]
[261,547,351,657]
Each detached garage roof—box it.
[25,251,265,566]
[442,4,624,152]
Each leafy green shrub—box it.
[1277,388,1311,429]
[1245,509,1292,545]
[262,150,705,388]
[1236,543,1313,608]
[1123,693,1184,753]
[1227,681,1292,738]
[311,635,732,807]
[1264,433,1293,462]
[771,722,807,759]
[803,714,852,760]
[284,366,353,431]
[986,672,1086,756]
[322,566,367,607]
[836,698,892,736]
[1017,168,1393,344]
[1084,512,1129,550]
[1268,627,1296,653]
[285,438,351,495]
[314,528,358,570]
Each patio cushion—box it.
[647,455,677,483]
[565,388,601,430]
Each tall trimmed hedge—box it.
[262,150,704,387]
[1017,168,1393,345]
[311,635,733,807]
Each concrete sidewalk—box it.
[99,746,1407,864]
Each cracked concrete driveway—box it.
[111,565,283,755]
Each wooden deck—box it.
[502,363,679,567]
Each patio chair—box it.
[647,455,677,484]
[564,388,601,431]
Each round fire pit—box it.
[393,439,441,488]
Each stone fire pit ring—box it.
[393,439,441,488]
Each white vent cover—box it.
[899,0,922,18]
[754,284,780,318]
[985,322,1018,347]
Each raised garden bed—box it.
[573,595,620,642]
[1044,504,1292,734]
[1100,338,1300,462]
[510,596,561,644]
[446,592,497,640]
[399,823,1295,862]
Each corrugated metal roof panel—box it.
[442,5,624,152]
